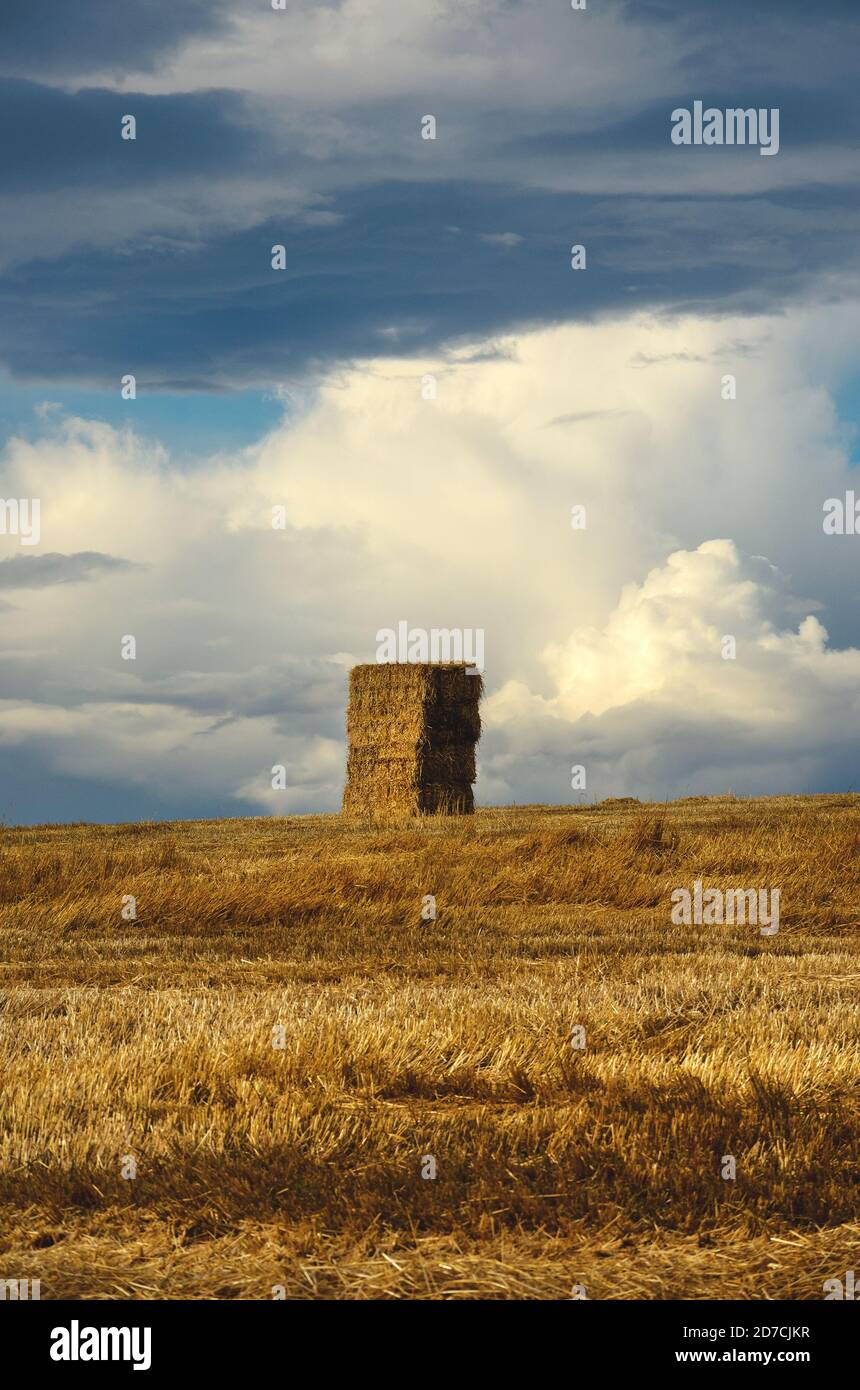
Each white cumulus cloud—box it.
[3,302,860,818]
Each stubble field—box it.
[1,794,859,1299]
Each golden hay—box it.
[342,662,483,817]
[2,796,860,1300]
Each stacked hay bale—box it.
[342,663,482,816]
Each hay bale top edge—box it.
[349,662,481,672]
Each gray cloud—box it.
[2,0,860,825]
[0,551,139,589]
[0,1,234,79]
[1,2,859,387]
[545,409,633,427]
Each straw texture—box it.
[342,662,483,817]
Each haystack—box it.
[342,663,483,817]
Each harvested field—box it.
[1,794,859,1299]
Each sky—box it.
[2,0,860,823]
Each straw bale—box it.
[342,662,482,817]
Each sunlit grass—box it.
[1,795,858,1298]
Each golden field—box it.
[1,794,859,1300]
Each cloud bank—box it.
[2,303,860,820]
[2,0,859,388]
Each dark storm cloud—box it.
[0,0,859,387]
[504,85,860,159]
[0,0,234,78]
[2,174,859,389]
[0,79,261,192]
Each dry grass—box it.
[1,794,859,1300]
